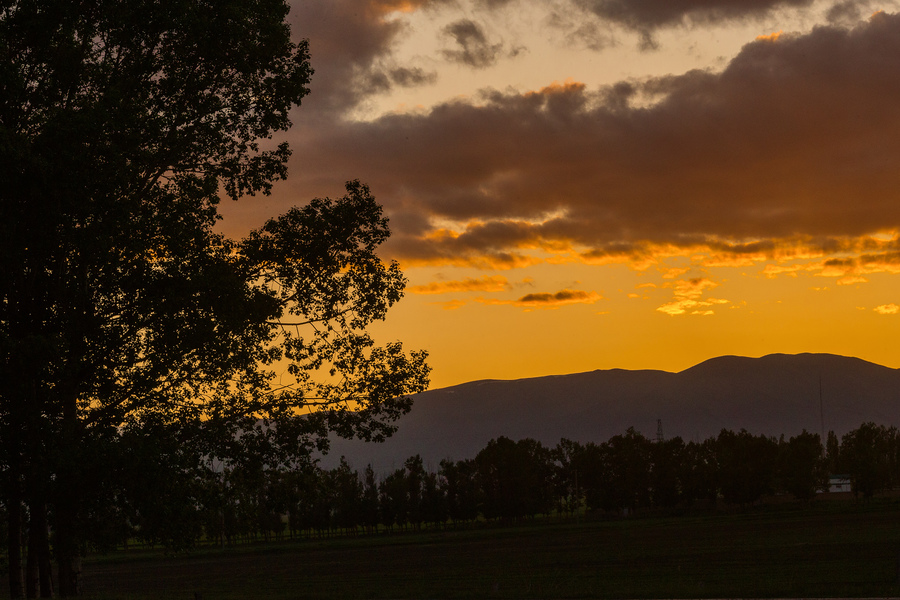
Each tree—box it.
[439,458,479,525]
[475,437,553,522]
[841,423,891,499]
[552,438,584,516]
[404,455,425,529]
[650,436,686,509]
[570,441,606,513]
[597,428,652,514]
[379,468,409,532]
[715,429,778,506]
[680,438,718,507]
[360,465,380,534]
[0,2,429,596]
[778,431,826,502]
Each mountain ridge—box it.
[322,353,900,473]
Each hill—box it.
[323,353,900,473]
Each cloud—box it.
[479,288,603,308]
[408,275,510,294]
[390,66,439,87]
[573,0,818,31]
[874,303,900,314]
[288,0,442,115]
[837,275,868,285]
[656,278,730,316]
[281,12,900,270]
[441,19,506,68]
[826,0,881,25]
[432,299,468,310]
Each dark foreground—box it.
[32,499,900,598]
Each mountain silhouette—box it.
[323,353,900,473]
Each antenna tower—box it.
[819,374,825,440]
[656,419,664,443]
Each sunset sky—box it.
[219,0,900,390]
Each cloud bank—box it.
[285,11,900,274]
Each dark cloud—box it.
[441,19,505,68]
[826,0,878,24]
[277,12,900,266]
[390,66,439,87]
[471,289,603,307]
[476,0,518,7]
[573,0,818,30]
[518,290,597,303]
[288,0,441,116]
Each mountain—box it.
[321,353,900,473]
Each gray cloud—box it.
[441,19,505,68]
[288,0,442,116]
[390,66,439,87]
[273,12,900,266]
[572,0,818,30]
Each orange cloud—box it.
[874,303,900,314]
[657,278,730,316]
[431,299,467,311]
[837,276,868,285]
[409,276,509,294]
[756,30,784,42]
[657,297,730,316]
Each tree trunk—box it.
[55,395,81,597]
[7,492,25,599]
[26,519,38,599]
[26,501,53,598]
[54,497,81,597]
[28,502,54,598]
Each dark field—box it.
[69,499,900,599]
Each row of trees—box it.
[7,422,892,552]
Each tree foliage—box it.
[0,2,429,597]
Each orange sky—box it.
[220,0,900,389]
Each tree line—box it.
[3,421,894,556]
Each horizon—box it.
[424,351,898,390]
[219,0,900,390]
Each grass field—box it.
[58,498,900,598]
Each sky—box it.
[219,0,900,390]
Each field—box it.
[57,499,900,598]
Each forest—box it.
[1,421,894,556]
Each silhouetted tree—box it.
[715,429,778,506]
[405,455,425,530]
[841,423,891,498]
[597,428,652,514]
[778,431,826,502]
[421,471,448,528]
[330,458,362,535]
[680,439,719,507]
[379,469,409,532]
[0,2,429,595]
[568,442,605,513]
[476,437,553,521]
[440,459,479,525]
[650,437,686,509]
[553,438,585,516]
[361,465,380,534]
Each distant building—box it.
[825,475,851,493]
